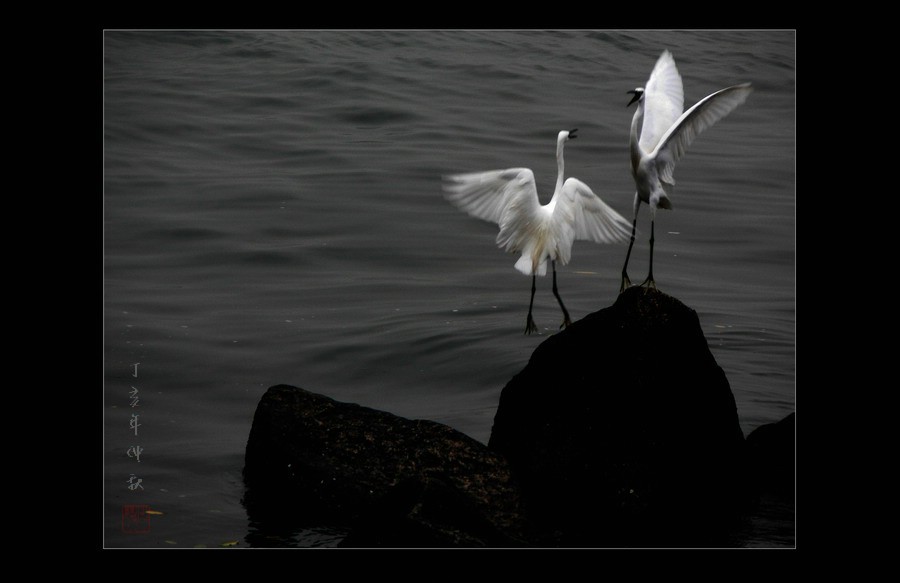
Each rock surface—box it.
[243,288,792,547]
[243,384,528,547]
[488,286,748,546]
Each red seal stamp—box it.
[122,504,151,534]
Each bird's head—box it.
[627,88,644,107]
[559,128,578,142]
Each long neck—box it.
[629,101,644,178]
[555,137,566,194]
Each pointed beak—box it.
[568,128,578,139]
[626,90,640,107]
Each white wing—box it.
[651,83,753,187]
[442,168,536,225]
[638,50,684,156]
[494,170,543,255]
[551,178,632,265]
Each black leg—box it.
[621,196,641,293]
[552,260,572,329]
[641,219,657,290]
[620,217,638,293]
[525,274,538,335]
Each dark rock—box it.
[488,287,748,547]
[746,413,795,498]
[338,475,520,547]
[243,384,528,547]
[243,289,780,547]
[727,414,796,547]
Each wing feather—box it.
[443,167,543,259]
[551,178,632,265]
[652,83,753,186]
[442,168,536,225]
[638,50,684,156]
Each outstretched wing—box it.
[442,168,537,225]
[639,50,684,156]
[652,83,753,187]
[552,178,632,265]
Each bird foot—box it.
[620,273,632,293]
[639,277,657,291]
[525,314,538,335]
[559,316,572,330]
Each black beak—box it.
[626,90,640,107]
[568,128,578,139]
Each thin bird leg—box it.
[551,260,572,329]
[525,275,538,335]
[641,219,657,290]
[620,218,638,293]
[620,196,641,293]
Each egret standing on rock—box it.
[620,50,753,292]
[444,129,632,335]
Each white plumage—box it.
[443,130,631,334]
[621,50,753,291]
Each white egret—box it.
[444,129,632,334]
[620,50,753,292]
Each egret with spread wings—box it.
[444,129,631,334]
[621,50,753,292]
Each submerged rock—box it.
[243,384,528,547]
[746,412,795,497]
[338,475,520,548]
[488,287,749,546]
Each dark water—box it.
[103,30,795,548]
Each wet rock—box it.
[338,475,522,547]
[488,287,748,547]
[243,384,528,547]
